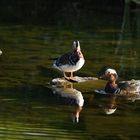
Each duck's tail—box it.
[53,60,62,71]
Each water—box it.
[0,4,140,140]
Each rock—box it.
[49,76,98,86]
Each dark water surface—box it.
[0,5,140,140]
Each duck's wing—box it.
[55,52,79,66]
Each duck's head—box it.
[99,67,118,80]
[73,40,81,51]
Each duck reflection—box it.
[126,93,140,102]
[51,83,84,123]
[103,95,117,115]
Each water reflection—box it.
[115,1,140,79]
[104,95,117,115]
[51,83,84,123]
[127,94,140,103]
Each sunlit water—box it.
[0,4,140,140]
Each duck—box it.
[98,67,140,96]
[53,40,85,81]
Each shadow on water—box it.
[37,65,62,78]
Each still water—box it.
[0,5,140,140]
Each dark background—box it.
[0,0,138,25]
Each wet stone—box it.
[49,76,98,86]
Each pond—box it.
[0,4,140,140]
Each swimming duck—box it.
[99,67,140,96]
[53,40,85,81]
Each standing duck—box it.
[53,40,85,81]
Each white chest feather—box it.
[59,58,85,72]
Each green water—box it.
[0,6,140,140]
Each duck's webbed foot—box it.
[64,72,78,82]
